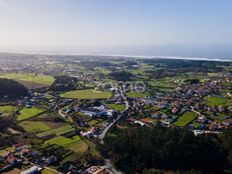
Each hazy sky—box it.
[0,0,232,56]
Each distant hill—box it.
[0,78,28,99]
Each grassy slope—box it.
[17,107,45,121]
[0,73,54,85]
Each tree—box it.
[0,78,28,99]
[49,75,78,91]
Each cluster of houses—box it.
[123,78,231,132]
[0,143,60,174]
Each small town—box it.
[0,53,231,174]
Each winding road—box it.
[99,89,129,174]
[99,89,129,141]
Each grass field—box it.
[109,104,125,111]
[205,96,230,106]
[45,135,81,147]
[0,73,54,85]
[45,135,89,154]
[19,121,51,133]
[173,112,197,127]
[150,80,176,92]
[87,119,100,126]
[60,89,112,99]
[36,124,74,137]
[0,105,16,114]
[41,169,58,174]
[126,92,148,98]
[17,107,45,121]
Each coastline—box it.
[0,51,231,62]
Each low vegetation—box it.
[60,89,112,99]
[17,107,45,121]
[173,112,197,127]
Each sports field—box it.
[60,89,112,99]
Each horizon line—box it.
[0,51,231,62]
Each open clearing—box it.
[205,96,230,106]
[174,112,197,127]
[17,106,45,121]
[126,92,148,98]
[0,73,54,85]
[60,89,112,99]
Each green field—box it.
[150,80,176,92]
[41,169,58,174]
[173,112,197,127]
[45,135,89,154]
[19,121,51,132]
[109,104,125,111]
[36,124,74,137]
[17,107,45,121]
[60,89,112,99]
[0,73,54,85]
[0,105,16,115]
[205,96,230,106]
[126,92,148,98]
[45,135,81,147]
[87,119,100,126]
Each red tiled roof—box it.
[140,118,149,123]
[14,143,25,148]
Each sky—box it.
[0,0,232,58]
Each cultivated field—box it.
[36,124,74,138]
[19,121,51,133]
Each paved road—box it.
[100,89,129,174]
[99,89,129,141]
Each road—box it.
[58,108,74,124]
[99,89,129,141]
[99,89,129,174]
